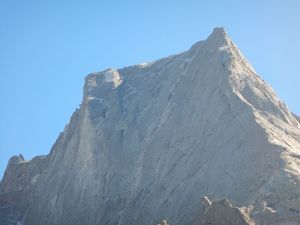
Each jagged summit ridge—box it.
[1,28,300,225]
[207,27,230,47]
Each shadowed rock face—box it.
[1,28,300,225]
[0,155,49,224]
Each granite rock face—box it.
[1,28,300,225]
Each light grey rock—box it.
[292,113,300,123]
[1,27,300,225]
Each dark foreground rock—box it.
[198,196,255,225]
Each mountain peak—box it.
[205,27,230,48]
[1,27,300,225]
[211,27,226,36]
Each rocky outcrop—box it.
[0,155,49,224]
[1,28,300,225]
[157,219,169,225]
[198,196,255,225]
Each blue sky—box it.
[0,0,299,177]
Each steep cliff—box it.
[1,28,300,225]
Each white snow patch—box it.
[219,46,230,51]
[138,62,149,67]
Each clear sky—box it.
[0,0,299,178]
